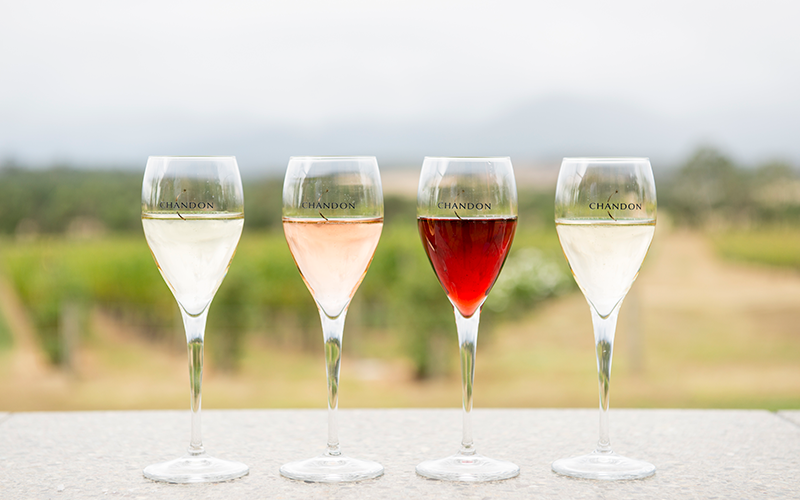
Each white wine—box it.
[142,213,244,315]
[283,217,382,318]
[556,219,655,317]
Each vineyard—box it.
[0,168,572,380]
[1,148,800,410]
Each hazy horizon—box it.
[2,1,799,174]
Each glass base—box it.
[280,453,384,483]
[143,453,249,484]
[552,450,655,480]
[416,452,519,482]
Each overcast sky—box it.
[1,0,799,170]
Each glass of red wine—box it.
[415,156,519,482]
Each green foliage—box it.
[0,307,12,350]
[360,223,454,379]
[0,167,287,236]
[0,219,569,378]
[216,230,320,356]
[712,228,800,270]
[0,165,572,377]
[241,179,284,232]
[0,167,143,235]
[517,186,558,228]
[659,147,800,227]
[0,237,170,363]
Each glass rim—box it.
[288,155,377,161]
[424,156,511,161]
[562,157,650,162]
[147,155,236,160]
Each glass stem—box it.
[181,308,209,457]
[454,308,480,456]
[590,305,621,455]
[319,308,347,457]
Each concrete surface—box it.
[0,409,798,499]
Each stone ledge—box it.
[0,409,798,499]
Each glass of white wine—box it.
[552,157,657,480]
[279,156,384,483]
[141,156,248,483]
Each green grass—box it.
[712,227,800,270]
[0,307,12,350]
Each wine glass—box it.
[415,157,519,482]
[279,156,384,483]
[552,157,657,480]
[141,156,248,483]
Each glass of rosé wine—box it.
[415,156,520,482]
[279,156,384,483]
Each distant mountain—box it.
[2,95,798,176]
[225,96,699,173]
[231,96,799,174]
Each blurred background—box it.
[0,0,799,411]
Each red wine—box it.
[418,217,517,318]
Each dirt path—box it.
[482,226,800,408]
[0,276,51,379]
